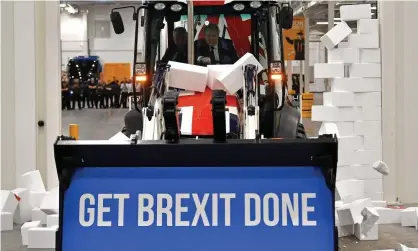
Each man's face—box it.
[205,30,219,46]
[173,31,186,47]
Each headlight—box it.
[170,3,182,12]
[233,3,245,11]
[250,1,262,8]
[154,2,165,11]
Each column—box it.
[0,1,60,190]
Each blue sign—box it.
[62,167,334,251]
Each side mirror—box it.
[279,5,293,30]
[110,11,125,34]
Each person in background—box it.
[127,79,133,96]
[104,82,113,108]
[80,80,90,109]
[96,80,106,109]
[88,77,97,108]
[120,80,129,108]
[161,27,188,63]
[61,81,70,110]
[111,80,121,108]
[71,79,82,110]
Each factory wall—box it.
[60,11,87,70]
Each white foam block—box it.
[338,136,363,152]
[217,53,263,95]
[12,188,32,224]
[334,122,354,136]
[358,19,379,34]
[319,122,340,137]
[337,198,372,226]
[47,214,59,227]
[328,48,359,64]
[323,92,355,107]
[364,137,382,150]
[340,4,372,21]
[338,224,354,237]
[21,221,41,246]
[400,244,418,251]
[338,42,350,48]
[27,227,58,249]
[320,21,352,50]
[355,223,378,240]
[355,92,381,107]
[361,106,382,121]
[1,212,13,231]
[350,63,381,78]
[0,190,18,213]
[40,187,59,215]
[376,207,402,224]
[207,64,232,91]
[29,191,46,208]
[338,150,382,166]
[109,132,129,142]
[337,165,382,181]
[364,179,383,195]
[314,63,345,78]
[366,192,384,201]
[354,121,381,137]
[336,179,365,203]
[167,61,208,92]
[348,33,379,48]
[19,170,46,192]
[360,49,381,63]
[31,208,47,225]
[312,106,360,122]
[179,106,193,135]
[372,201,387,208]
[401,207,418,227]
[330,78,381,92]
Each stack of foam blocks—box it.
[0,170,59,248]
[313,4,418,241]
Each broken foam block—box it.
[167,61,208,92]
[216,53,264,95]
[373,160,389,176]
[27,227,58,249]
[359,207,379,236]
[207,64,232,91]
[40,187,59,215]
[19,170,46,192]
[337,198,372,226]
[12,188,32,224]
[0,190,18,213]
[401,207,418,227]
[320,21,352,50]
[21,221,42,246]
[1,212,13,231]
[355,223,378,241]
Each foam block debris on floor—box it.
[1,212,13,231]
[19,170,46,192]
[40,187,59,214]
[217,53,263,95]
[0,190,18,213]
[47,214,59,227]
[27,226,58,249]
[375,207,402,224]
[320,21,352,50]
[21,221,42,246]
[356,207,379,240]
[401,207,418,227]
[12,188,32,224]
[355,223,378,240]
[167,61,208,92]
[399,244,418,251]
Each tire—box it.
[296,123,307,139]
[335,226,339,251]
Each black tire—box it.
[296,123,307,139]
[335,226,339,251]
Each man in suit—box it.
[195,23,238,65]
[285,31,305,61]
[161,27,188,63]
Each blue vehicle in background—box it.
[66,56,102,84]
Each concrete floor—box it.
[1,223,417,251]
[2,109,411,250]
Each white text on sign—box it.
[78,193,317,227]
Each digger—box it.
[110,0,306,141]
